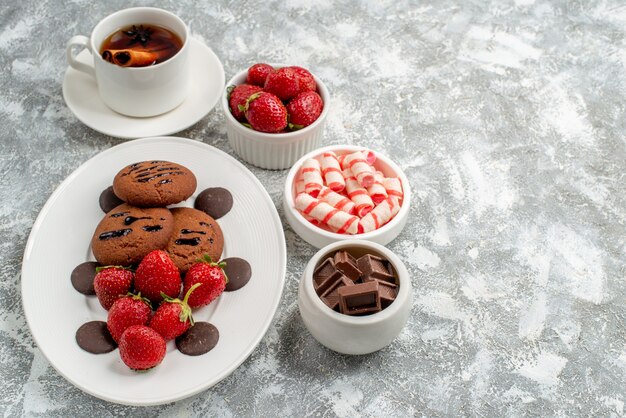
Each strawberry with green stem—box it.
[228,84,263,121]
[107,293,152,342]
[183,254,228,309]
[242,92,287,133]
[93,265,134,310]
[134,250,181,304]
[149,283,201,340]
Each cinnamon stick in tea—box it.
[101,46,177,67]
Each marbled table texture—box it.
[1,0,625,416]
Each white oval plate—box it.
[21,137,286,406]
[62,38,225,139]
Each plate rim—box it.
[61,38,225,139]
[21,136,287,406]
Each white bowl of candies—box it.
[222,63,330,170]
[283,145,410,248]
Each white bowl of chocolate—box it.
[298,240,412,355]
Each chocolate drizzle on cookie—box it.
[100,213,166,239]
[113,161,197,207]
[142,225,163,232]
[136,171,184,183]
[175,237,201,246]
[110,211,129,218]
[120,161,188,184]
[98,228,133,240]
[165,208,224,273]
[123,216,151,225]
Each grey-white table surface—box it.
[1,0,625,416]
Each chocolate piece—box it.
[357,254,395,283]
[99,186,124,213]
[313,257,336,288]
[223,257,252,291]
[176,322,219,356]
[194,187,234,219]
[377,280,398,308]
[75,321,117,354]
[314,270,345,296]
[334,251,362,281]
[338,281,381,315]
[71,261,99,295]
[321,275,354,311]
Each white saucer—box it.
[62,38,225,139]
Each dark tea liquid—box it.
[100,24,183,67]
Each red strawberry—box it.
[107,293,152,342]
[289,66,317,92]
[228,84,263,121]
[246,63,274,87]
[118,325,166,371]
[134,250,181,304]
[264,67,302,102]
[93,266,134,310]
[244,92,288,133]
[149,283,200,340]
[287,91,324,129]
[183,255,227,308]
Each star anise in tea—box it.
[124,25,153,46]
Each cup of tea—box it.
[66,7,190,117]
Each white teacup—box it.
[66,7,190,117]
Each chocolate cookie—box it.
[113,161,197,207]
[194,187,233,219]
[91,203,174,266]
[76,321,117,354]
[71,261,99,295]
[99,186,124,213]
[223,257,251,291]
[176,322,219,356]
[165,207,224,273]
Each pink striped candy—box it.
[345,174,374,217]
[301,158,323,197]
[358,196,401,233]
[320,152,345,192]
[383,177,403,203]
[295,193,359,234]
[318,186,356,215]
[367,171,388,204]
[294,169,305,195]
[342,151,375,188]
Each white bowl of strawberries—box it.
[222,63,330,170]
[283,145,411,249]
